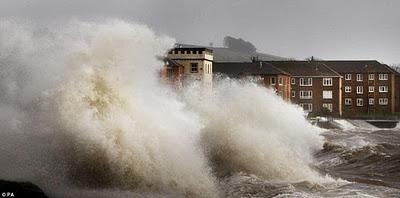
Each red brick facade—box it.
[263,74,291,101]
[395,74,400,112]
[289,77,342,117]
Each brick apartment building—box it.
[395,71,400,112]
[213,62,291,101]
[322,61,397,117]
[265,61,343,117]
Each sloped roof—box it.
[320,60,393,73]
[265,61,341,77]
[213,62,289,77]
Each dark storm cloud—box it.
[1,0,399,63]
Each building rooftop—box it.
[265,61,341,77]
[320,60,394,73]
[213,62,289,77]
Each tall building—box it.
[166,45,213,88]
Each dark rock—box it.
[0,180,47,198]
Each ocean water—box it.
[0,19,399,197]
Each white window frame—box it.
[323,78,333,86]
[299,90,313,99]
[270,77,276,85]
[379,74,388,80]
[300,103,313,112]
[379,98,388,105]
[291,90,295,98]
[379,86,388,93]
[291,78,295,85]
[345,74,351,81]
[356,98,363,106]
[345,86,351,93]
[368,74,374,80]
[323,90,333,99]
[369,98,374,105]
[322,103,333,112]
[368,86,374,93]
[356,74,363,82]
[299,78,312,86]
[356,86,363,94]
[345,98,352,106]
[278,77,283,85]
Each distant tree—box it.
[318,107,332,117]
[390,64,400,73]
[223,36,257,54]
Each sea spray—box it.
[0,19,218,197]
[0,19,329,197]
[182,78,325,182]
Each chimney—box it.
[251,56,259,63]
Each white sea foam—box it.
[182,79,325,182]
[0,19,327,197]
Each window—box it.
[356,98,363,106]
[292,91,296,98]
[379,74,388,80]
[323,90,333,99]
[300,91,312,99]
[379,86,388,93]
[322,103,333,112]
[356,86,363,94]
[279,77,283,85]
[191,63,198,73]
[379,98,388,105]
[369,98,374,105]
[345,74,352,80]
[300,103,312,112]
[299,78,312,86]
[369,74,374,80]
[270,77,276,85]
[345,86,351,93]
[323,78,333,86]
[345,98,352,105]
[356,74,363,81]
[291,78,295,85]
[368,86,374,93]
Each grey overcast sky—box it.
[1,0,399,64]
